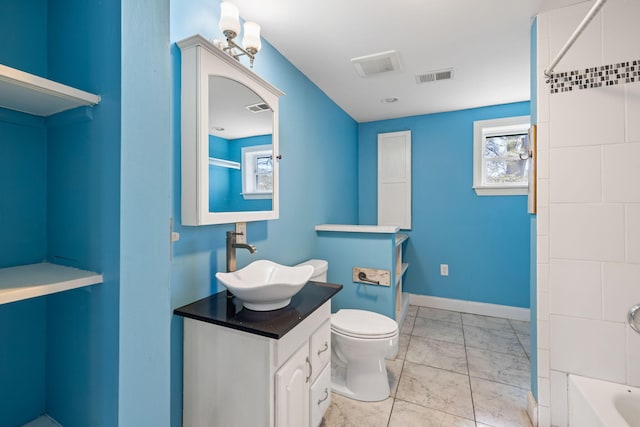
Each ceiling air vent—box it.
[351,50,401,77]
[245,102,271,113]
[415,68,454,84]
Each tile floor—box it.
[322,305,533,427]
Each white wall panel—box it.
[549,315,626,382]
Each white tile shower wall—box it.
[549,260,601,319]
[602,263,640,322]
[548,2,602,72]
[549,204,625,261]
[537,0,640,425]
[627,204,640,263]
[549,86,625,148]
[537,263,549,293]
[549,370,568,427]
[628,329,640,386]
[549,146,601,203]
[549,315,626,382]
[627,84,640,141]
[601,0,640,64]
[602,143,640,202]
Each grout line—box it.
[461,316,478,424]
[387,314,411,426]
[509,320,532,362]
[385,398,396,427]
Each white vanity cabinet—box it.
[180,288,337,427]
[308,321,332,426]
[275,319,331,427]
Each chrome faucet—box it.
[226,231,257,273]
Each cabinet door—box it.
[275,344,310,427]
[378,130,411,230]
[309,320,331,383]
[310,364,331,427]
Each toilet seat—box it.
[331,309,398,339]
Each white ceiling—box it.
[209,75,273,139]
[231,0,587,123]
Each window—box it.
[473,116,531,196]
[241,145,273,199]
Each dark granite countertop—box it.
[173,281,342,339]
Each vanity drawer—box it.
[309,319,331,382]
[310,364,331,427]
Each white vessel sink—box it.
[215,260,314,311]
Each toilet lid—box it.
[331,309,398,339]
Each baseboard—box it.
[407,293,530,321]
[527,391,539,426]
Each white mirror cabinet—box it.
[178,35,284,225]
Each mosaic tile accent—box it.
[548,60,640,94]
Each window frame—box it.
[241,144,273,200]
[473,115,531,196]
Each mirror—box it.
[208,76,273,213]
[178,35,284,225]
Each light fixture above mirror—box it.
[213,2,262,68]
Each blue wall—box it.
[0,4,48,425]
[1,0,121,425]
[119,0,172,425]
[45,1,121,425]
[0,0,47,76]
[169,2,359,425]
[209,135,232,211]
[359,102,531,309]
[316,232,397,319]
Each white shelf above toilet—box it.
[315,224,400,233]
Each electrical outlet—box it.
[440,264,449,276]
[235,222,247,243]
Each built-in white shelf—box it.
[315,224,400,233]
[396,233,409,246]
[209,157,240,169]
[0,63,100,116]
[22,415,61,427]
[396,263,409,284]
[0,262,103,305]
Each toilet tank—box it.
[296,259,328,282]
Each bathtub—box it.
[569,374,640,427]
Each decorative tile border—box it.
[548,60,640,94]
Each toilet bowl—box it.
[295,259,399,402]
[330,309,398,402]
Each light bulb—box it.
[219,2,240,38]
[242,22,262,53]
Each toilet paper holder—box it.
[352,267,390,287]
[358,272,379,284]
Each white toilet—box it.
[296,259,399,402]
[331,309,398,401]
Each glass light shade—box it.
[242,22,262,52]
[219,2,240,37]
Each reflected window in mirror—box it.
[242,144,273,198]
